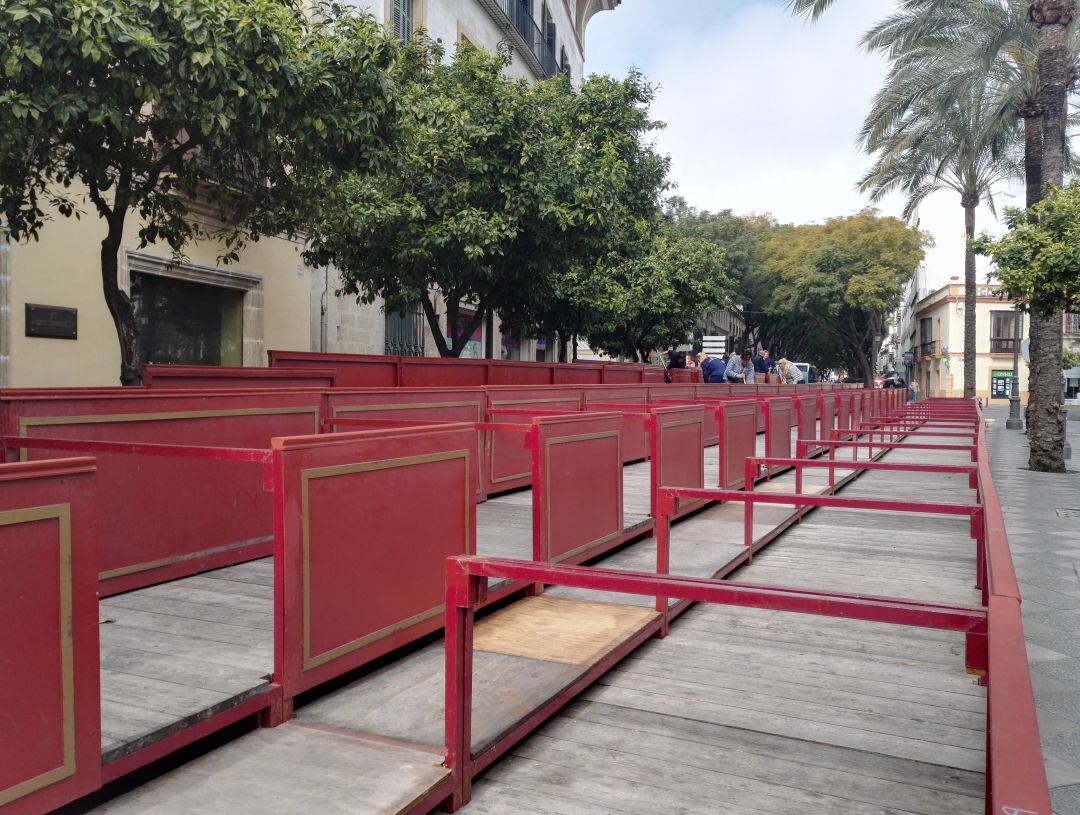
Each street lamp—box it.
[1006,305,1023,430]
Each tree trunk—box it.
[420,293,452,357]
[962,200,977,400]
[1022,110,1043,429]
[484,307,494,359]
[100,220,141,386]
[572,334,579,362]
[1027,0,1074,472]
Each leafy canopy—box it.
[975,182,1080,316]
[583,229,729,362]
[764,211,930,379]
[0,0,402,250]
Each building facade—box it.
[901,281,1030,403]
[0,0,621,386]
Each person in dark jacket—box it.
[753,348,778,378]
[697,352,724,384]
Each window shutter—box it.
[391,0,411,42]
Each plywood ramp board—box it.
[90,725,449,815]
[473,595,658,666]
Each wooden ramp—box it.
[459,430,986,814]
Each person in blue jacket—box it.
[696,352,725,383]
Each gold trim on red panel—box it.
[0,504,74,807]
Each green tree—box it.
[0,0,402,383]
[976,182,1080,315]
[858,72,1020,400]
[308,46,665,359]
[764,211,930,384]
[583,231,729,362]
[511,71,671,361]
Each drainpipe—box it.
[319,266,329,353]
[0,223,9,387]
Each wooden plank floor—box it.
[98,559,275,762]
[91,430,765,764]
[460,429,987,814]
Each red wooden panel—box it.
[583,386,648,407]
[669,369,698,384]
[401,359,488,387]
[274,425,476,698]
[649,407,705,518]
[4,391,323,594]
[601,365,643,384]
[819,393,837,441]
[0,459,99,815]
[268,350,399,387]
[765,398,792,463]
[837,393,852,437]
[695,383,732,398]
[718,400,758,489]
[326,388,485,500]
[642,367,666,383]
[488,362,553,386]
[651,386,696,401]
[796,395,820,455]
[554,364,603,385]
[143,365,336,390]
[484,388,584,494]
[532,414,623,564]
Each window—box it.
[1066,313,1080,336]
[919,317,933,342]
[384,302,426,357]
[540,3,557,75]
[990,310,1018,353]
[131,272,243,366]
[447,308,483,359]
[391,0,413,42]
[560,46,570,79]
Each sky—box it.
[583,0,1016,293]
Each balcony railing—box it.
[990,337,1017,354]
[476,0,560,78]
[920,341,938,359]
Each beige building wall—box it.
[4,196,313,387]
[909,283,1030,403]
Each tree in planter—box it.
[976,182,1080,470]
[308,43,593,358]
[764,211,929,385]
[583,231,729,363]
[0,0,402,383]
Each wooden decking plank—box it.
[102,591,273,631]
[100,643,268,696]
[296,643,583,753]
[91,726,449,814]
[101,621,272,673]
[101,606,274,648]
[508,733,946,815]
[530,714,982,814]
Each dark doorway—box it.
[131,273,244,366]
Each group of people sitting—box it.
[668,347,804,385]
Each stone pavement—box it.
[984,406,1080,815]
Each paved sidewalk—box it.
[984,407,1080,815]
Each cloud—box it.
[584,0,1009,289]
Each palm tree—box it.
[857,70,1021,399]
[793,0,1077,470]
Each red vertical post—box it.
[444,564,477,810]
[655,507,670,636]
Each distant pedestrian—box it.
[882,369,901,388]
[697,352,725,384]
[753,348,777,381]
[776,358,803,385]
[667,348,687,370]
[724,350,756,384]
[909,380,920,401]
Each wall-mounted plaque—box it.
[25,303,78,339]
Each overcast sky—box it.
[583,0,1016,292]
